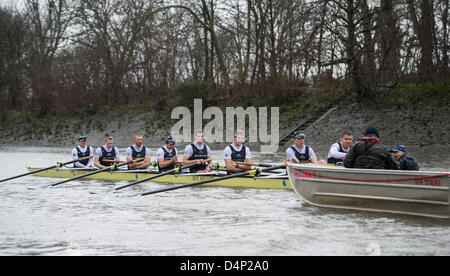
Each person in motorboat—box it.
[156,136,179,172]
[390,145,420,171]
[72,135,94,168]
[344,126,399,170]
[224,130,252,175]
[126,133,151,169]
[327,129,353,165]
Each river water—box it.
[0,145,449,256]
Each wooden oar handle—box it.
[78,155,94,161]
[102,158,145,164]
[102,159,127,163]
[237,162,273,167]
[170,158,212,167]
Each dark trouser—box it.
[327,157,343,164]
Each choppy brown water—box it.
[0,145,449,255]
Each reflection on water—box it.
[0,146,448,256]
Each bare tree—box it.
[407,0,435,82]
[0,6,29,115]
[25,0,75,115]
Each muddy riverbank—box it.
[1,84,449,151]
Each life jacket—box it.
[227,144,247,175]
[229,144,246,162]
[74,146,91,167]
[159,146,176,172]
[128,145,147,169]
[290,146,310,162]
[188,143,208,173]
[327,143,349,164]
[99,146,116,167]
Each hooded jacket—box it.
[344,135,399,170]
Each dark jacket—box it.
[344,136,399,170]
[397,154,420,171]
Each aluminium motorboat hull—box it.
[286,163,450,218]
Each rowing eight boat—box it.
[27,167,291,190]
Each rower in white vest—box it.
[156,136,178,172]
[327,129,353,164]
[224,130,252,175]
[72,135,94,168]
[126,133,151,169]
[182,131,213,173]
[286,131,326,165]
[94,136,120,169]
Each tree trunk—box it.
[346,0,364,95]
[441,0,449,80]
[408,0,435,82]
[360,0,376,86]
[377,0,400,83]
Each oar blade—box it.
[89,188,116,195]
[1,155,94,183]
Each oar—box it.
[93,162,201,194]
[101,159,128,164]
[130,164,286,197]
[0,155,93,183]
[40,158,144,189]
[236,161,277,168]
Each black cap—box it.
[78,135,87,141]
[293,131,305,139]
[165,136,176,145]
[364,126,379,138]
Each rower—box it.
[286,131,324,164]
[182,131,213,173]
[72,135,94,168]
[224,130,252,175]
[126,133,151,169]
[327,129,353,164]
[94,136,120,169]
[156,136,178,172]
